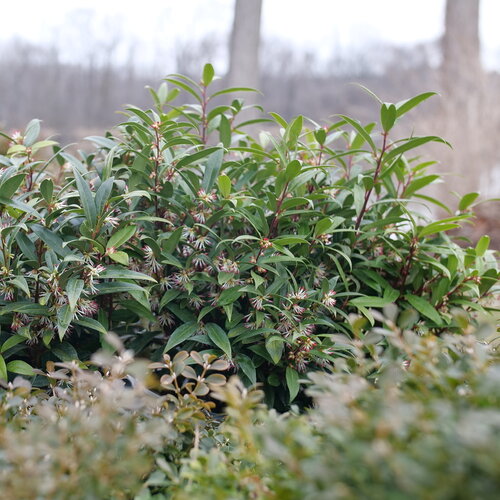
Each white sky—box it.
[1,0,500,69]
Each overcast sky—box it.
[2,0,500,69]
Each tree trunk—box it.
[227,0,263,122]
[440,0,485,198]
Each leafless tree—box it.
[440,0,486,197]
[226,0,263,120]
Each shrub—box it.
[1,323,498,500]
[0,64,498,407]
[163,326,500,500]
[0,339,228,500]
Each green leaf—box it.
[11,276,30,297]
[74,317,107,335]
[380,103,397,132]
[57,305,73,341]
[0,302,50,316]
[286,366,300,402]
[384,136,449,165]
[24,118,41,146]
[206,323,232,358]
[337,114,376,152]
[0,355,7,380]
[95,177,114,214]
[31,140,58,153]
[202,63,215,86]
[419,222,460,238]
[0,196,41,218]
[109,251,129,265]
[202,148,224,192]
[218,286,243,306]
[0,173,25,199]
[272,236,308,246]
[286,115,303,146]
[163,227,183,254]
[107,225,136,250]
[475,235,490,257]
[164,77,202,103]
[217,174,231,197]
[396,92,437,117]
[314,217,334,237]
[269,111,288,129]
[164,322,198,352]
[405,294,442,324]
[6,359,34,376]
[458,192,480,211]
[73,168,97,226]
[94,282,146,295]
[66,277,84,312]
[314,128,327,145]
[350,296,394,308]
[285,159,302,181]
[176,147,221,169]
[236,354,256,385]
[1,334,25,353]
[219,114,231,147]
[403,175,440,197]
[52,342,79,362]
[99,267,157,282]
[32,224,72,258]
[265,336,284,364]
[84,135,117,149]
[211,87,258,99]
[40,178,54,202]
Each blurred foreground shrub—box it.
[0,327,499,499]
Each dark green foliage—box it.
[0,64,497,408]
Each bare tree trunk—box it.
[227,0,263,123]
[440,0,485,198]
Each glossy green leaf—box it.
[109,250,129,265]
[107,225,136,250]
[99,267,157,282]
[405,294,442,324]
[380,102,397,132]
[265,336,284,364]
[6,359,34,376]
[164,322,198,352]
[285,159,302,181]
[202,63,215,86]
[217,174,231,197]
[337,114,376,152]
[74,317,108,335]
[458,192,480,211]
[57,305,73,341]
[0,355,7,380]
[286,366,300,402]
[206,323,232,358]
[40,178,54,202]
[475,235,490,257]
[23,118,41,146]
[236,354,256,385]
[66,277,84,312]
[73,168,97,226]
[396,92,437,117]
[0,173,25,199]
[202,148,224,192]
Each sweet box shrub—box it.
[0,64,498,408]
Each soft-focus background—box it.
[0,0,498,241]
